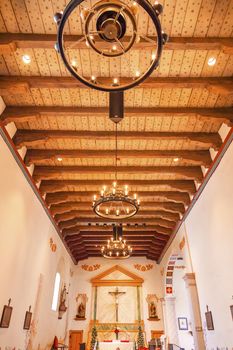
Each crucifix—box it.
[109,287,126,322]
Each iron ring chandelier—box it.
[93,184,140,220]
[54,0,168,92]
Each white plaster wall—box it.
[0,136,74,349]
[173,268,194,350]
[160,140,233,349]
[68,257,164,343]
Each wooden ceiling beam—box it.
[13,129,222,150]
[58,217,176,230]
[49,200,186,215]
[1,33,233,53]
[53,210,180,223]
[40,180,196,196]
[1,106,232,126]
[62,225,173,236]
[1,76,233,95]
[65,232,168,241]
[25,149,212,166]
[34,165,203,181]
[46,191,191,206]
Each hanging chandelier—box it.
[101,225,132,259]
[92,123,140,220]
[54,0,167,93]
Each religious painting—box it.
[146,295,160,321]
[230,305,233,321]
[23,306,32,330]
[178,317,188,330]
[205,306,214,330]
[0,300,13,328]
[75,294,88,320]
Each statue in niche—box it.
[146,295,160,321]
[75,294,88,320]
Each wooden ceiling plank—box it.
[1,106,233,126]
[0,76,233,95]
[46,191,191,206]
[1,33,233,53]
[25,148,212,166]
[40,179,196,196]
[13,129,222,150]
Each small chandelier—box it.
[101,226,132,259]
[92,124,140,219]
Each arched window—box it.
[51,272,61,311]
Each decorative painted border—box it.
[134,264,154,272]
[81,264,101,271]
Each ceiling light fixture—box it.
[54,0,167,93]
[208,57,216,66]
[22,54,31,64]
[101,225,133,259]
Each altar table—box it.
[98,341,134,350]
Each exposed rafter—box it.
[25,149,212,166]
[13,129,222,150]
[45,191,191,206]
[53,210,180,223]
[1,33,233,53]
[1,106,233,126]
[34,165,203,181]
[0,76,233,95]
[62,225,173,236]
[40,180,196,195]
[49,200,186,215]
[58,217,177,230]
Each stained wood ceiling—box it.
[0,0,233,263]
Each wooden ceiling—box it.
[0,0,233,263]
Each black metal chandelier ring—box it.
[93,195,139,219]
[56,0,165,92]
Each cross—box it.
[109,287,126,322]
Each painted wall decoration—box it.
[81,264,101,271]
[165,254,184,295]
[0,299,13,328]
[75,294,88,320]
[179,236,185,250]
[134,264,153,272]
[49,238,57,252]
[146,294,160,321]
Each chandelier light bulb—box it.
[91,75,96,82]
[126,208,129,214]
[103,185,107,191]
[116,209,120,216]
[173,157,179,162]
[57,156,63,162]
[134,193,137,199]
[151,52,156,60]
[137,199,140,205]
[135,70,140,78]
[113,78,119,85]
[112,188,116,195]
[71,59,77,67]
[113,182,117,188]
[105,208,109,215]
[112,45,117,51]
[116,252,119,256]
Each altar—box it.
[98,341,134,350]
